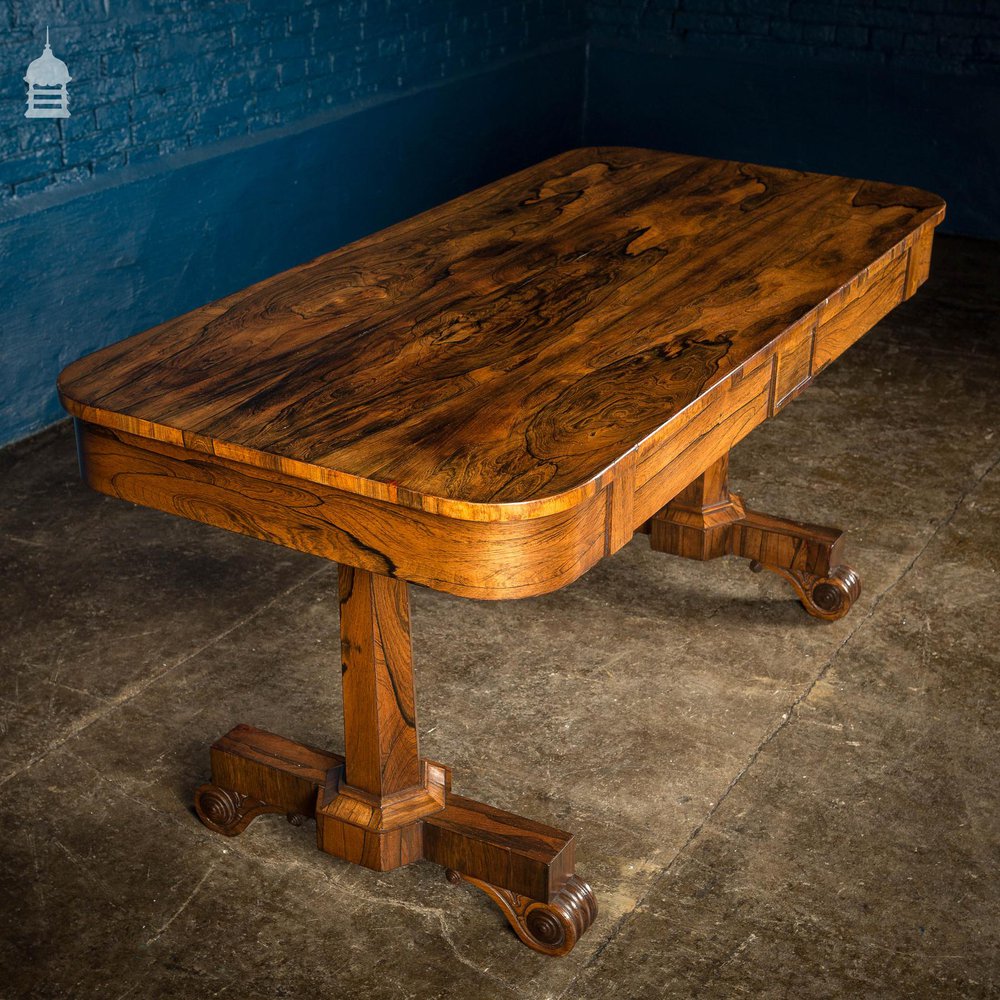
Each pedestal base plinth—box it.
[195,724,597,956]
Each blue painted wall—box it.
[583,0,1000,239]
[3,0,998,447]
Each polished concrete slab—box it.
[1,235,998,998]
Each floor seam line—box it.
[0,563,333,789]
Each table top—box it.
[59,146,944,523]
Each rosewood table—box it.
[58,147,944,957]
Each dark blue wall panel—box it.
[586,0,1000,79]
[584,44,1000,240]
[583,1,1000,239]
[0,47,584,446]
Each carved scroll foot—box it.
[195,727,598,955]
[194,783,281,836]
[446,870,597,957]
[750,561,861,621]
[645,454,863,621]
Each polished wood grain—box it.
[60,147,943,957]
[60,146,944,531]
[73,421,609,600]
[70,209,933,603]
[445,870,597,957]
[338,565,420,796]
[194,725,344,835]
[315,566,443,869]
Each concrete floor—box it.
[1,235,998,999]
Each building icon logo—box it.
[25,28,71,119]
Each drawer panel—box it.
[773,325,814,413]
[813,253,907,374]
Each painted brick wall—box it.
[586,0,1000,78]
[1,0,581,202]
[583,1,1000,238]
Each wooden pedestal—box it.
[642,454,861,620]
[194,565,597,957]
[193,455,860,957]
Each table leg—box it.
[193,564,597,957]
[641,454,861,620]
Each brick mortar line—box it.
[563,447,1000,988]
[580,33,1000,80]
